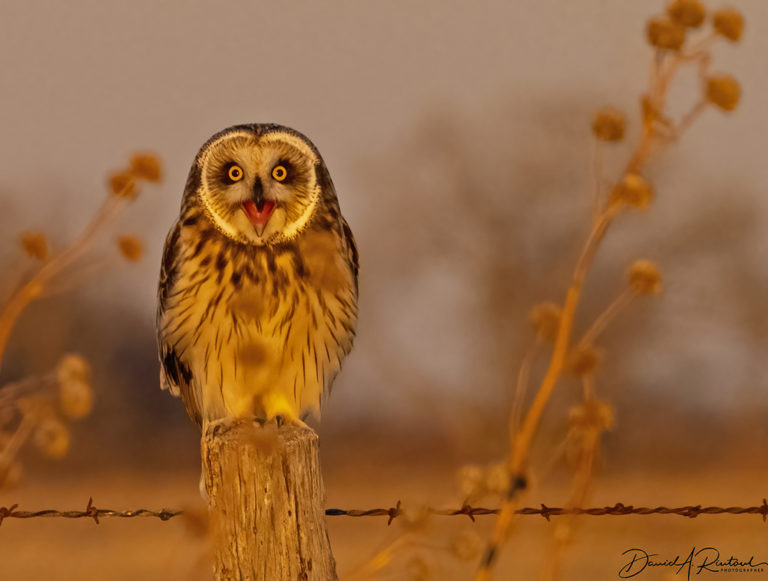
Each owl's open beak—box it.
[242,199,276,237]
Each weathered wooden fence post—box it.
[201,419,338,580]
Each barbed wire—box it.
[0,498,181,525]
[327,499,768,524]
[1,497,766,526]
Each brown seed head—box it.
[713,7,744,42]
[566,344,603,376]
[19,232,48,261]
[118,235,144,262]
[592,107,626,142]
[611,173,654,210]
[109,171,137,199]
[667,0,706,28]
[647,16,687,50]
[628,259,663,294]
[569,400,615,431]
[56,354,94,419]
[530,302,561,342]
[450,532,484,562]
[59,378,93,420]
[399,505,431,530]
[129,153,163,183]
[484,461,509,496]
[457,464,484,499]
[706,74,741,111]
[56,353,91,385]
[34,418,70,459]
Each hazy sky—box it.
[1,0,766,426]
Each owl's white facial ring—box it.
[197,130,321,245]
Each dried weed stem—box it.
[0,152,161,486]
[475,4,743,577]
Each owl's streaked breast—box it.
[158,211,357,424]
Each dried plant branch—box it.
[0,412,36,470]
[0,194,126,370]
[508,338,542,436]
[590,139,603,218]
[541,376,611,581]
[0,153,162,488]
[578,286,637,347]
[345,534,414,581]
[474,3,744,578]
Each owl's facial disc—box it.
[198,130,321,246]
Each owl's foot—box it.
[262,393,304,426]
[274,414,312,431]
[203,415,271,439]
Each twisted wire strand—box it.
[1,498,766,526]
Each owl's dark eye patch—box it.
[222,162,244,184]
[271,161,294,183]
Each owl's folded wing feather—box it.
[340,216,359,291]
[157,221,203,426]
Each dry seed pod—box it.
[484,461,509,496]
[56,353,91,385]
[457,464,484,499]
[569,400,615,431]
[567,344,603,376]
[450,531,484,562]
[530,302,562,342]
[19,232,49,261]
[109,171,137,199]
[712,7,744,42]
[118,235,144,262]
[592,107,626,142]
[628,260,663,294]
[647,16,686,50]
[667,0,706,28]
[399,505,431,530]
[56,354,94,419]
[34,418,70,459]
[59,377,93,419]
[611,173,654,210]
[706,75,741,111]
[129,153,163,182]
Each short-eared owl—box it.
[157,124,358,426]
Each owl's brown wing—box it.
[157,221,203,426]
[157,220,181,313]
[340,216,359,293]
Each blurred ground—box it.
[1,450,766,580]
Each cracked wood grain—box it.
[202,420,338,581]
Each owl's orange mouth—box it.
[242,200,276,236]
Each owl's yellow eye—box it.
[227,165,244,182]
[272,165,288,182]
